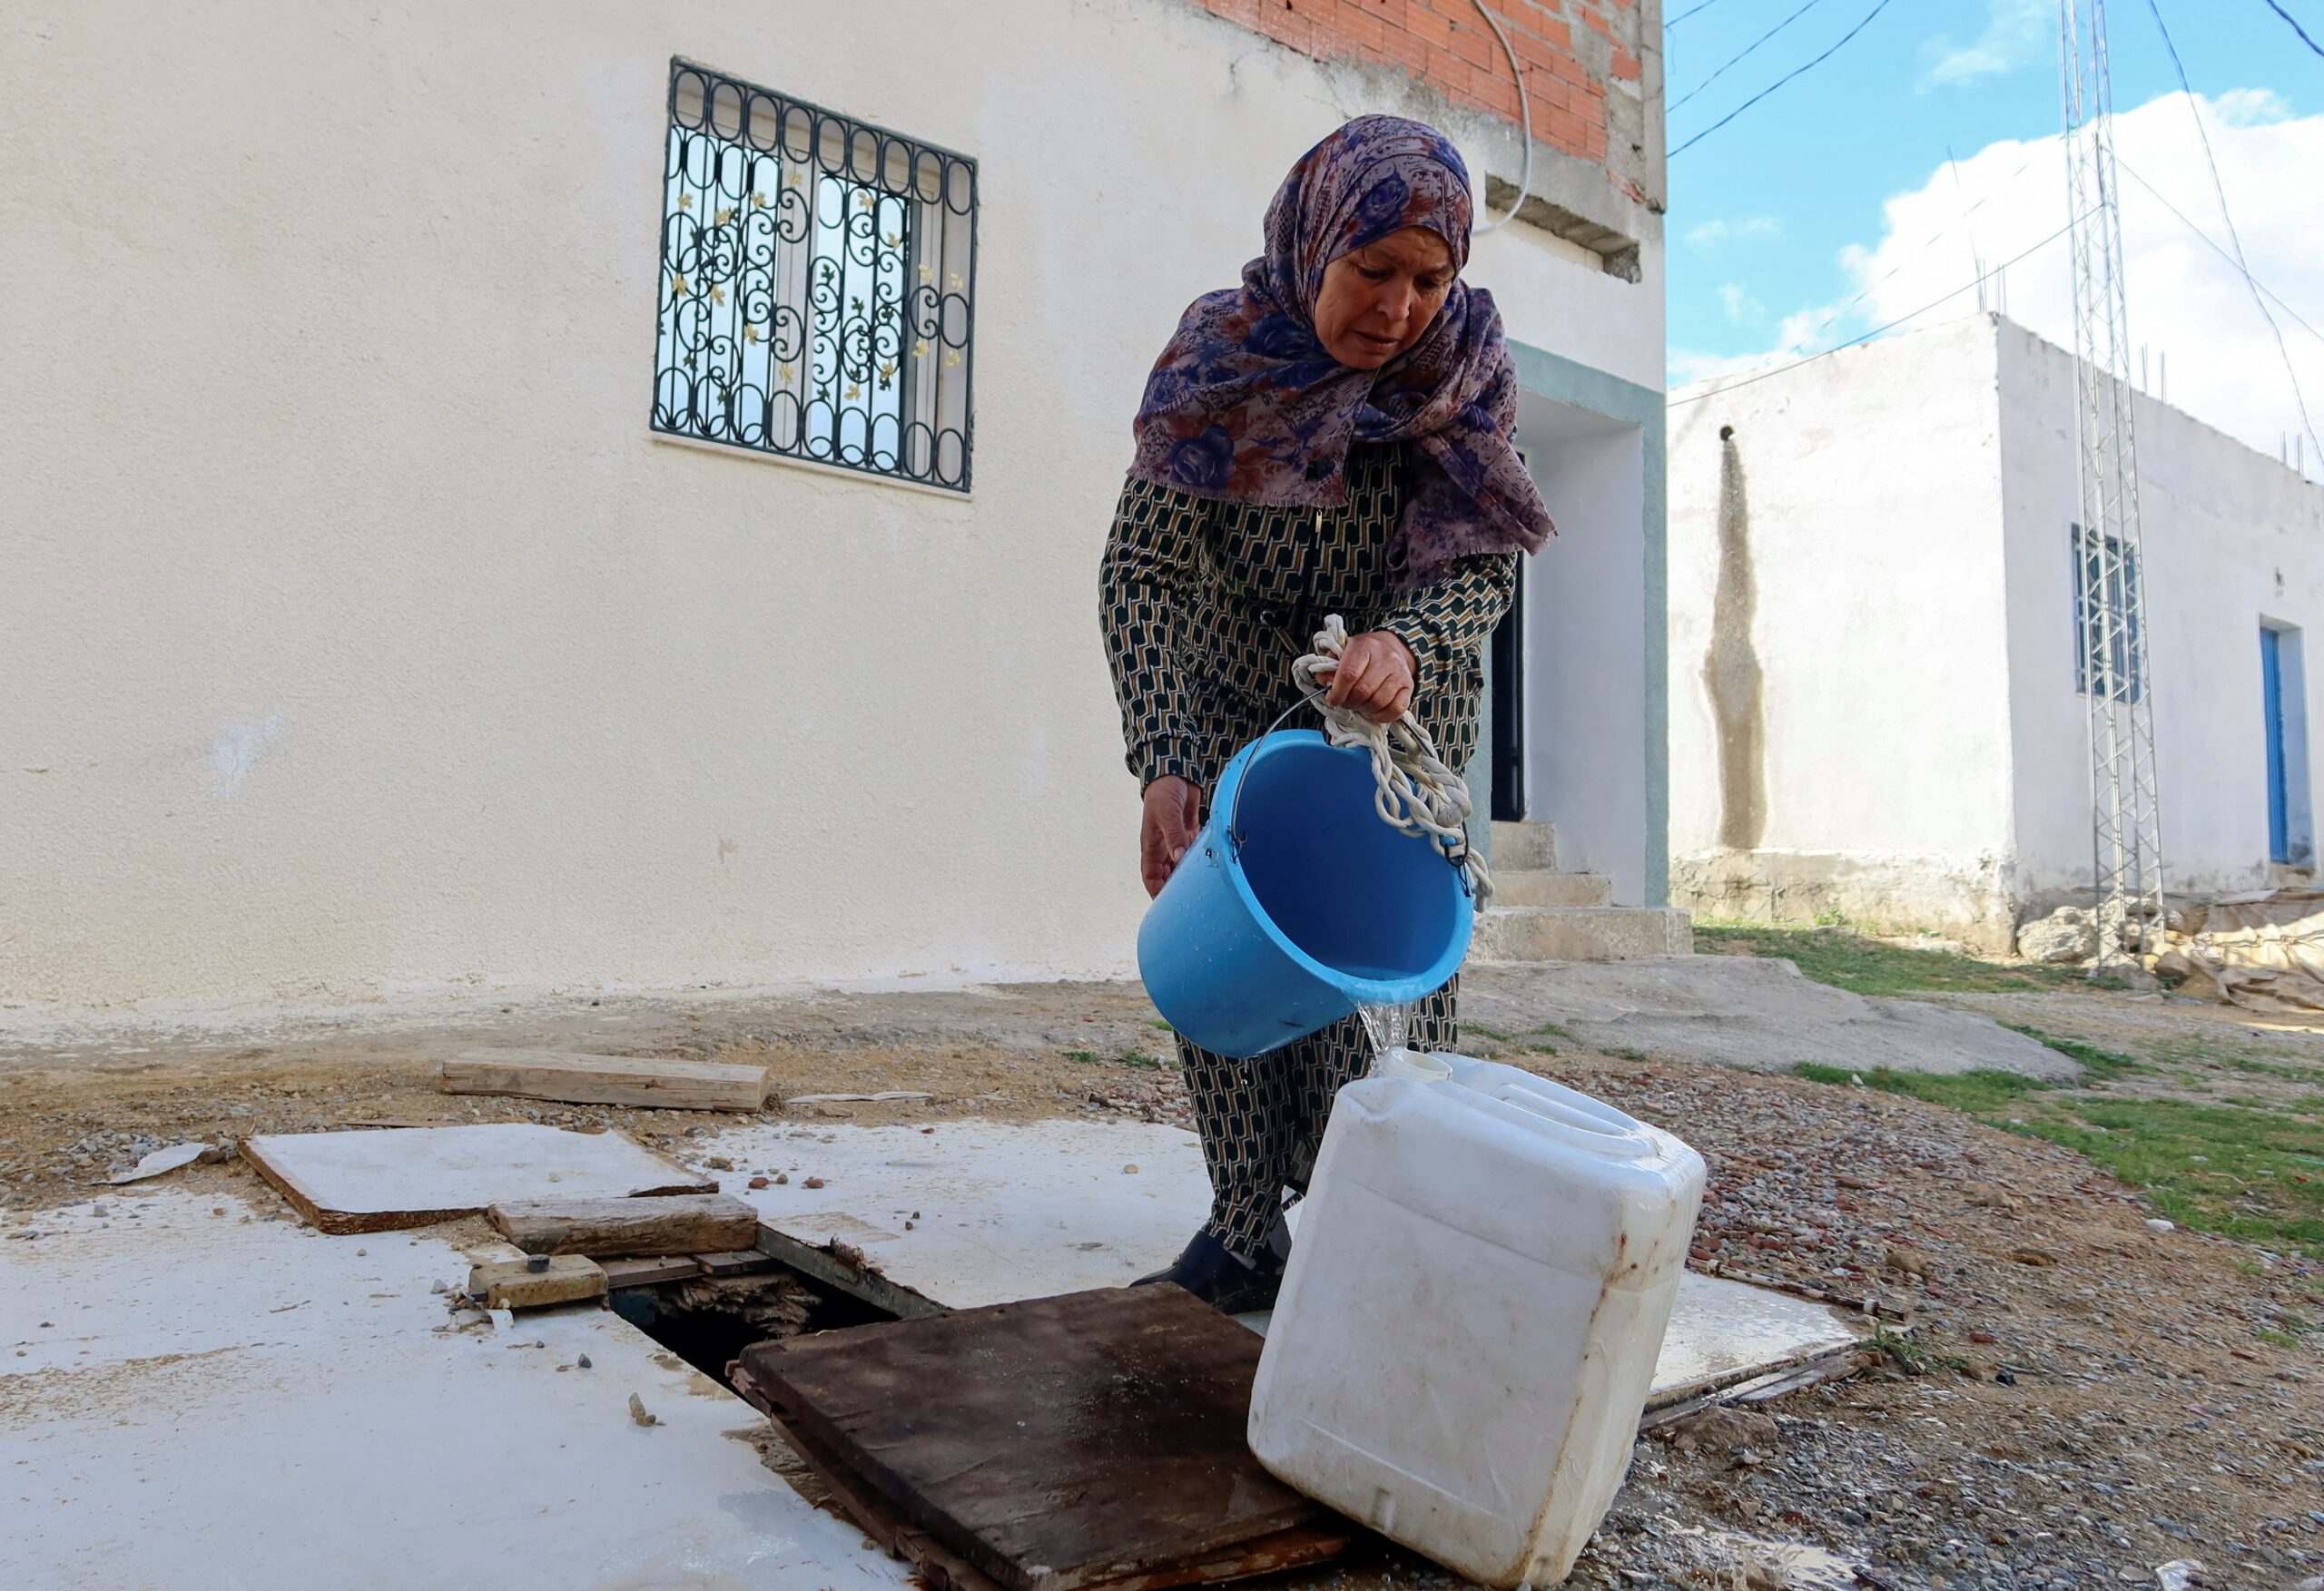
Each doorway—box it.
[1488,558,1527,822]
[2261,622,2313,866]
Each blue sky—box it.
[1662,0,2324,474]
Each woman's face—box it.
[1314,225,1456,369]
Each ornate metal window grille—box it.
[654,62,977,490]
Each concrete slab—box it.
[0,1191,906,1591]
[241,1122,714,1233]
[1462,956,2079,1079]
[1472,905,1696,962]
[719,1119,1207,1307]
[701,1120,1866,1408]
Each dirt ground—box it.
[3,972,2319,1590]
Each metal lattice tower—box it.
[2060,0,2165,971]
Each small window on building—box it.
[653,61,977,490]
[2071,525,2144,703]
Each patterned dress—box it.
[1099,441,1516,1260]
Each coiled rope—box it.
[1293,615,1493,904]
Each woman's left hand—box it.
[1324,630,1417,724]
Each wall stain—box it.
[1704,427,1767,850]
[210,715,286,799]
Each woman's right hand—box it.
[1140,777,1202,899]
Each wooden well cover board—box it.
[736,1284,1346,1591]
[240,1123,714,1234]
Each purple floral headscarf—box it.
[1128,115,1553,589]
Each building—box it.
[1666,313,2323,950]
[0,1,1669,1009]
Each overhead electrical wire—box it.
[1669,0,1833,113]
[1667,0,1734,27]
[1670,0,1904,157]
[2258,0,2324,59]
[1781,138,2053,356]
[2115,155,2324,345]
[2141,0,2321,463]
[1669,213,2085,407]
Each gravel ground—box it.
[4,977,2319,1589]
[1545,1053,2323,1591]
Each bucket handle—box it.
[1225,692,1475,899]
[1224,690,1325,854]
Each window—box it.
[2071,525,2143,703]
[654,61,977,490]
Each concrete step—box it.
[1472,906,1694,963]
[1489,820,1557,871]
[1490,869,1614,908]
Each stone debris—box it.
[627,1392,657,1428]
[2017,906,2100,965]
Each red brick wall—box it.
[1182,0,1642,168]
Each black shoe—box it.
[1132,1231,1284,1314]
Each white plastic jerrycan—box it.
[1247,1052,1706,1589]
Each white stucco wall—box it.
[1997,321,2324,904]
[0,0,1662,1007]
[1665,317,2021,943]
[1521,398,1651,903]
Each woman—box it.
[1100,115,1555,1312]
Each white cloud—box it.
[1668,344,1787,387]
[1718,282,1763,324]
[1683,89,2324,476]
[1688,215,1784,249]
[1922,0,2049,87]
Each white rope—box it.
[1293,614,1493,904]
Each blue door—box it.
[2263,627,2290,863]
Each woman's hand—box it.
[1323,631,1417,724]
[1141,776,1202,899]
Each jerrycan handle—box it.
[1462,1071,1653,1157]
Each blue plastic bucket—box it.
[1137,730,1475,1059]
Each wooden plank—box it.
[752,1223,947,1321]
[734,1285,1347,1591]
[1637,1346,1877,1434]
[488,1193,759,1257]
[599,1255,704,1289]
[238,1125,714,1236]
[732,1364,1349,1591]
[728,1370,1004,1591]
[440,1048,770,1112]
[694,1250,774,1278]
[468,1255,607,1310]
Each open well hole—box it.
[612,1264,894,1388]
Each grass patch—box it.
[2147,1037,2324,1084]
[1866,1321,1965,1376]
[1793,1062,2048,1115]
[1467,1024,1512,1043]
[1533,1022,1572,1040]
[1147,1019,1172,1031]
[2000,1024,2140,1081]
[1067,1048,1165,1071]
[2257,1328,2302,1350]
[1794,1063,2324,1258]
[2221,1055,2324,1083]
[1695,925,2081,997]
